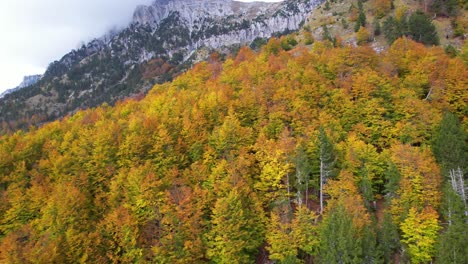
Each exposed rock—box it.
[0,74,42,99]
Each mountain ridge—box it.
[0,75,42,99]
[0,0,321,133]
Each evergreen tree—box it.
[292,144,312,208]
[355,0,367,32]
[378,212,401,263]
[383,16,404,44]
[431,0,459,16]
[432,111,467,176]
[436,185,468,263]
[408,11,439,45]
[373,19,382,36]
[361,223,383,264]
[318,127,337,214]
[318,205,362,263]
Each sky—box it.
[0,0,283,93]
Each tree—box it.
[292,207,320,258]
[408,11,439,46]
[356,27,371,45]
[292,144,312,208]
[373,19,382,36]
[389,145,442,222]
[400,207,441,263]
[266,208,299,263]
[318,205,362,263]
[382,16,407,44]
[318,127,337,214]
[431,0,459,16]
[378,212,401,263]
[432,111,467,176]
[436,184,468,263]
[355,0,367,32]
[206,188,265,264]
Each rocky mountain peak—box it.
[132,0,279,28]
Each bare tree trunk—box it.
[320,160,324,214]
[305,176,309,209]
[450,167,467,216]
[296,167,303,208]
[447,194,452,226]
[287,172,291,206]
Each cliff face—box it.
[0,0,322,131]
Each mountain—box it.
[0,36,466,263]
[0,0,321,132]
[0,75,42,99]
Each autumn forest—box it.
[0,37,467,263]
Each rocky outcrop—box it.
[0,75,42,99]
[132,0,318,57]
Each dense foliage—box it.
[0,38,466,263]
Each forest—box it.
[0,37,466,263]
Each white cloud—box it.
[0,0,283,92]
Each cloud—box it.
[0,0,153,90]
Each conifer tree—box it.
[408,11,439,45]
[378,212,401,263]
[432,111,466,176]
[319,205,362,263]
[436,185,468,263]
[318,127,337,214]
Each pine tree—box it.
[318,127,337,214]
[432,111,467,176]
[318,205,362,263]
[408,11,439,45]
[378,212,401,263]
[435,184,468,263]
[292,144,312,208]
[355,0,367,32]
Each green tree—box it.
[355,0,367,32]
[319,205,362,263]
[431,0,459,16]
[206,188,265,264]
[436,185,468,263]
[432,111,467,176]
[400,207,441,263]
[378,212,401,263]
[382,16,407,44]
[318,127,337,214]
[373,19,382,36]
[408,11,439,45]
[292,144,312,208]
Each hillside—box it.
[303,0,467,49]
[0,36,466,263]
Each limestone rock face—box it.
[130,0,318,56]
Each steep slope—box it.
[0,38,466,263]
[0,0,321,132]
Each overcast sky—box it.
[0,0,283,93]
